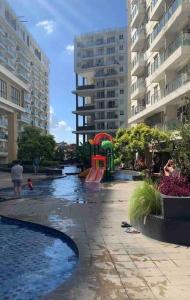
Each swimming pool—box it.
[0,218,78,300]
[1,166,102,203]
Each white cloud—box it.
[65,44,74,55]
[49,106,73,142]
[57,120,73,132]
[36,20,55,34]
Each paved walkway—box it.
[0,177,190,299]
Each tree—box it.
[17,126,56,161]
[114,124,170,167]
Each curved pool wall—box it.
[0,216,79,300]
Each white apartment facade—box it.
[73,28,128,145]
[0,0,49,163]
[128,0,190,129]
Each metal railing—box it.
[151,33,190,73]
[151,0,190,43]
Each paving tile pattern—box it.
[0,176,190,299]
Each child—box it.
[27,178,33,190]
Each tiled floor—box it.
[0,175,190,299]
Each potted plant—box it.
[159,175,190,220]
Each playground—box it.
[84,133,114,183]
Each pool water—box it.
[1,166,102,203]
[0,219,78,300]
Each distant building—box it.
[0,0,49,163]
[73,28,128,145]
[127,0,190,129]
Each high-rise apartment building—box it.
[73,28,128,145]
[0,0,49,163]
[128,0,190,129]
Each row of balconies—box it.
[131,26,146,51]
[77,37,125,49]
[131,1,146,28]
[130,71,190,121]
[131,1,190,53]
[76,123,118,132]
[80,59,121,70]
[150,32,190,82]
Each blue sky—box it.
[8,0,127,143]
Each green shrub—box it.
[129,182,161,222]
[40,160,59,167]
[114,157,121,166]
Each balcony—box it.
[0,132,8,141]
[17,69,30,83]
[77,104,94,111]
[131,53,146,76]
[131,1,146,28]
[131,105,146,116]
[0,38,7,50]
[150,0,165,21]
[129,71,190,123]
[19,114,31,124]
[0,52,6,64]
[131,27,146,51]
[16,59,31,72]
[0,119,8,128]
[74,84,95,96]
[150,0,190,51]
[5,59,15,71]
[131,78,146,100]
[76,125,95,132]
[150,33,190,82]
[6,47,16,59]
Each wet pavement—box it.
[1,172,190,299]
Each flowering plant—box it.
[159,175,190,197]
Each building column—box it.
[76,73,79,147]
[8,112,17,162]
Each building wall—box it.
[128,0,190,129]
[73,28,128,144]
[0,0,49,162]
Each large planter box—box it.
[161,193,190,220]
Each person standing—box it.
[11,160,23,197]
[33,157,40,175]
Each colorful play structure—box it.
[85,133,114,183]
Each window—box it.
[119,55,124,61]
[96,38,104,45]
[107,80,118,87]
[107,90,115,98]
[119,67,123,72]
[96,80,105,88]
[119,34,124,40]
[97,122,105,130]
[107,36,115,44]
[96,111,105,119]
[120,111,124,115]
[107,68,116,75]
[107,122,116,129]
[146,91,150,105]
[0,79,7,99]
[107,47,115,54]
[97,101,105,109]
[120,89,124,94]
[97,91,105,99]
[11,86,21,105]
[147,63,151,77]
[97,48,104,55]
[108,101,116,108]
[107,111,117,119]
[119,45,124,50]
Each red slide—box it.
[85,167,105,183]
